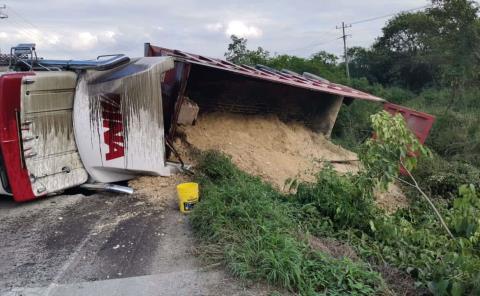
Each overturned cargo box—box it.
[144,43,385,144]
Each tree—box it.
[371,11,438,89]
[351,0,480,90]
[428,0,480,109]
[225,35,248,64]
[224,35,270,65]
[310,51,338,66]
[347,47,379,83]
[224,35,346,82]
[360,111,454,239]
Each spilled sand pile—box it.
[176,112,358,190]
[174,112,408,213]
[129,174,189,209]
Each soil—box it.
[374,183,409,214]
[176,112,358,190]
[306,235,359,261]
[374,263,428,296]
[128,174,189,209]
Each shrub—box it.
[449,185,480,241]
[292,167,480,295]
[293,167,377,232]
[382,87,416,104]
[415,155,480,198]
[331,100,380,151]
[191,151,386,295]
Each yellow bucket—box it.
[176,182,199,213]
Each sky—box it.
[0,0,430,60]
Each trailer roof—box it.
[145,43,384,103]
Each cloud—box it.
[205,22,223,32]
[46,34,60,45]
[102,30,117,43]
[0,0,430,59]
[77,32,98,50]
[0,28,122,57]
[3,28,60,48]
[225,21,262,38]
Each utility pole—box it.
[0,5,7,19]
[336,21,351,81]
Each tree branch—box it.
[400,160,455,240]
[393,176,415,188]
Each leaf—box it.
[451,282,464,296]
[429,279,449,296]
[369,220,376,232]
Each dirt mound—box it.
[176,112,358,190]
[173,112,408,212]
[374,263,426,296]
[307,235,359,261]
[374,183,409,214]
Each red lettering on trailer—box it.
[100,94,124,160]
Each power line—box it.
[282,36,342,53]
[3,17,39,42]
[350,4,432,25]
[6,6,38,31]
[279,4,433,58]
[0,4,47,45]
[334,4,432,80]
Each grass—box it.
[190,151,386,295]
[190,151,480,295]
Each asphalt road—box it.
[0,190,269,296]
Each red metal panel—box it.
[145,44,385,103]
[0,73,36,202]
[383,102,435,176]
[383,102,435,144]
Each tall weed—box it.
[190,151,386,295]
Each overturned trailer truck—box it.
[0,43,390,202]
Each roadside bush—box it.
[334,85,480,200]
[425,111,477,159]
[331,100,380,151]
[191,151,386,295]
[192,150,480,295]
[303,111,480,295]
[414,155,480,198]
[332,85,415,151]
[449,185,480,241]
[293,168,377,232]
[292,167,480,295]
[381,87,416,104]
[400,88,480,168]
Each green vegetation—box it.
[200,0,480,294]
[190,111,480,294]
[294,169,480,295]
[191,151,386,295]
